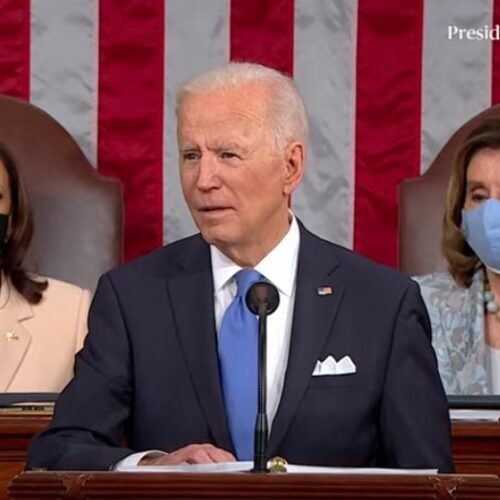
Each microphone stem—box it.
[253,309,269,472]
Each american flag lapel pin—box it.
[317,286,333,296]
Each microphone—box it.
[246,282,280,316]
[245,281,280,473]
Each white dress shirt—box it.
[115,215,300,468]
[211,214,300,424]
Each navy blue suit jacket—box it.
[27,223,453,471]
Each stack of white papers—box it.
[118,462,437,475]
[450,409,500,421]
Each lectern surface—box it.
[7,471,500,499]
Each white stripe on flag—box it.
[420,0,492,174]
[30,0,98,165]
[292,0,358,249]
[163,0,229,245]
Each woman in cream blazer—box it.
[0,143,90,392]
[0,275,90,392]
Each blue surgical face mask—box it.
[462,199,500,274]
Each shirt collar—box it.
[211,214,300,297]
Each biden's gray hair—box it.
[176,62,309,150]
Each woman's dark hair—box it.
[442,118,500,288]
[0,143,47,303]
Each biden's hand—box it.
[138,443,236,465]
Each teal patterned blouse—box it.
[413,268,491,395]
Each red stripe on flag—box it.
[98,0,164,261]
[230,0,295,76]
[0,0,30,100]
[354,0,424,267]
[230,0,295,205]
[492,0,500,103]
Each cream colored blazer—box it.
[0,276,91,392]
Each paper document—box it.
[118,461,437,475]
[450,409,500,421]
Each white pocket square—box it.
[312,355,357,376]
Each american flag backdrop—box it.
[1,0,500,267]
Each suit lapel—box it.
[0,281,34,391]
[268,226,345,454]
[166,238,233,452]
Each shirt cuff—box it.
[113,450,167,470]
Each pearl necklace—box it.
[484,280,500,320]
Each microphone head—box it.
[245,281,280,316]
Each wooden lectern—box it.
[4,415,500,498]
[7,471,500,499]
[0,415,50,499]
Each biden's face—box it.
[177,83,303,265]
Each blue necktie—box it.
[218,269,262,460]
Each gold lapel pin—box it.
[5,331,19,341]
[317,286,333,296]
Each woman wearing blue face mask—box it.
[414,119,500,394]
[0,143,91,392]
